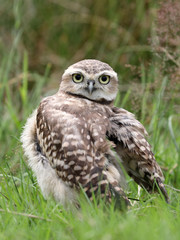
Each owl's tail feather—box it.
[155,177,169,203]
[128,172,169,203]
[82,167,130,208]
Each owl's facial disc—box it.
[61,60,119,102]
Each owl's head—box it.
[59,59,118,103]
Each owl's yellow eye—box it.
[98,75,110,85]
[72,73,84,83]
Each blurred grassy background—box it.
[0,1,180,239]
[1,0,156,74]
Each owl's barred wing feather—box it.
[36,97,92,188]
[35,96,130,206]
[21,110,78,206]
[83,166,130,207]
[107,107,169,203]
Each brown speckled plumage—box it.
[21,59,169,207]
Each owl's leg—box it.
[82,167,130,208]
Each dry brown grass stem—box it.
[157,47,180,67]
[164,184,180,193]
[0,208,52,221]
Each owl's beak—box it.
[87,80,95,94]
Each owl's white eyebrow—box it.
[63,68,86,77]
[97,70,118,79]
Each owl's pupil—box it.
[75,74,81,80]
[101,76,107,82]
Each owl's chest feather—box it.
[37,95,111,156]
[43,95,109,134]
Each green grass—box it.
[0,0,180,239]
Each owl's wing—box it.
[35,97,130,207]
[107,107,169,203]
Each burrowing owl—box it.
[21,59,169,207]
